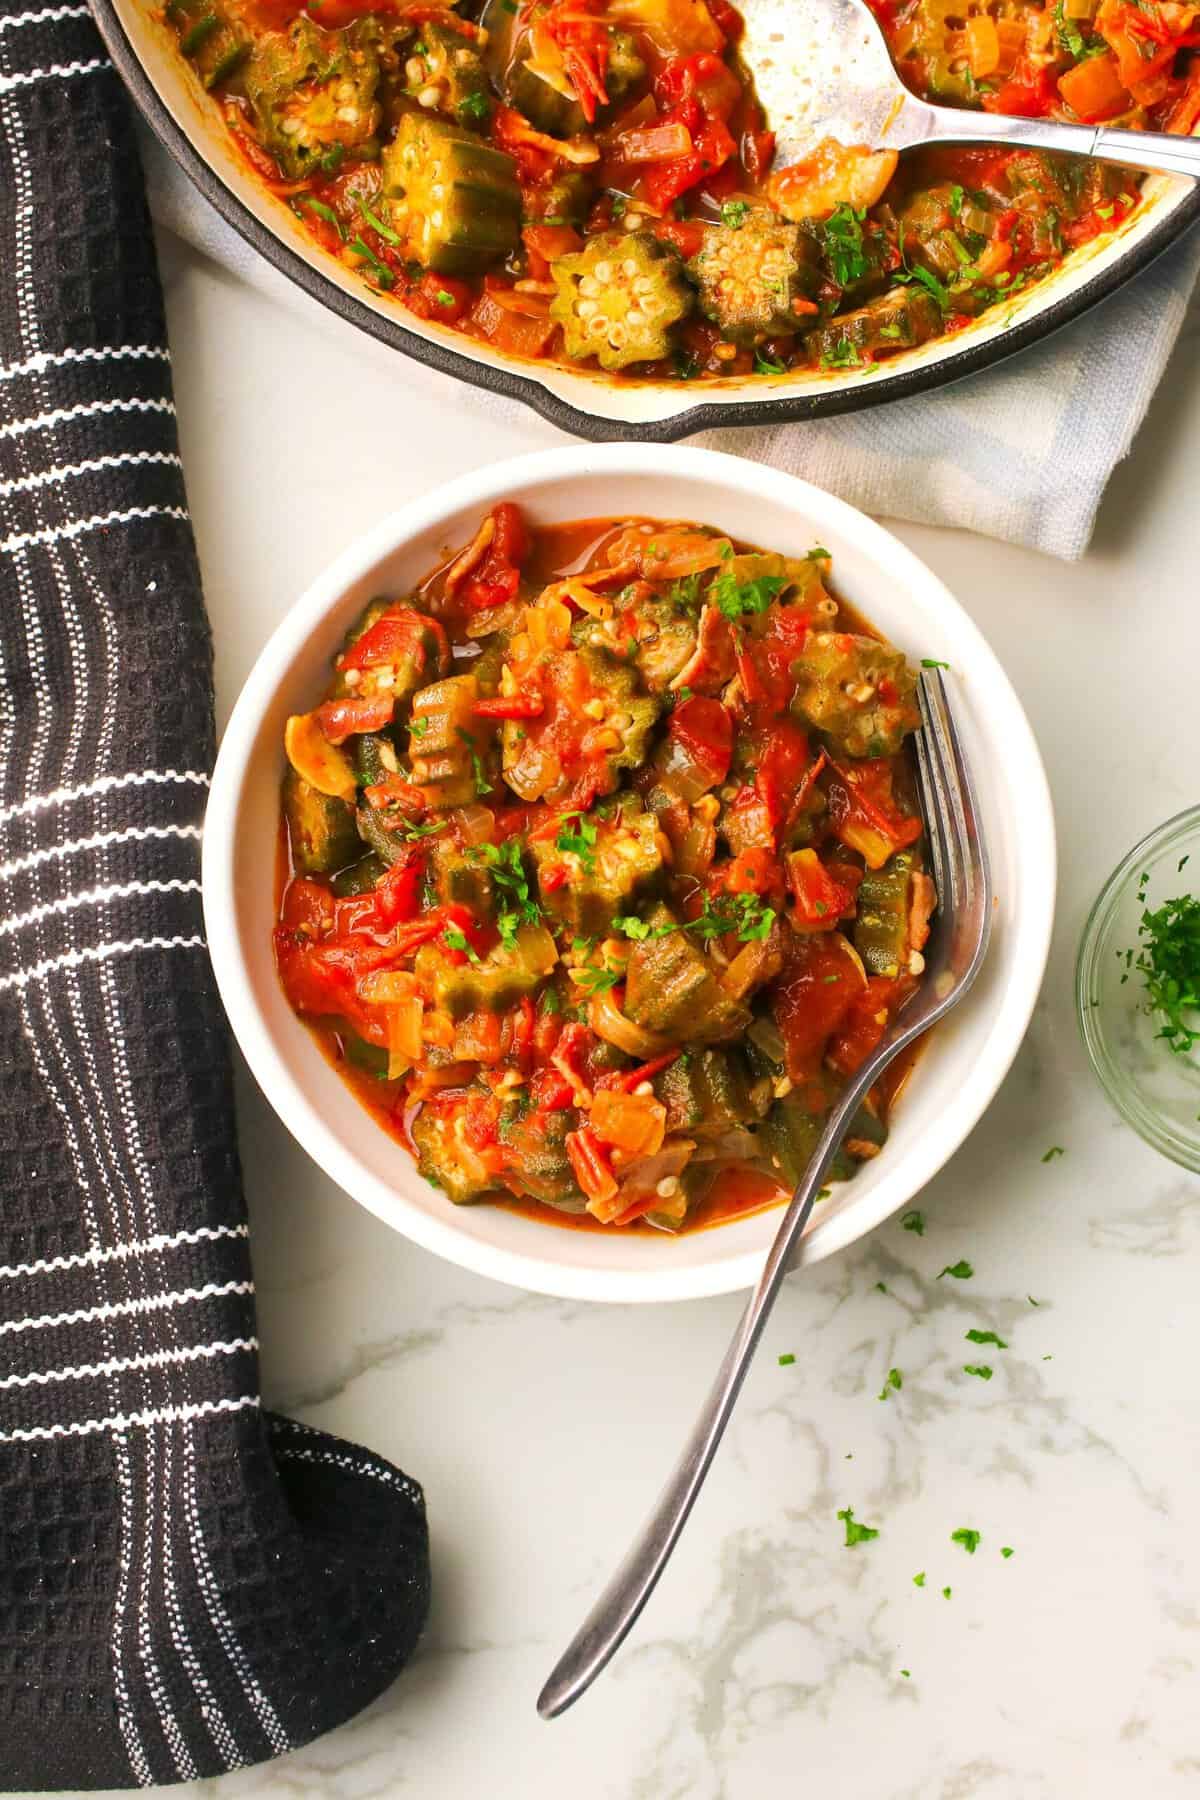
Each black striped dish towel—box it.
[0,2,430,1788]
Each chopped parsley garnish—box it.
[1127,890,1200,1056]
[806,545,830,561]
[900,260,950,309]
[963,1363,993,1380]
[435,289,457,308]
[951,1528,981,1554]
[297,195,344,237]
[837,1506,879,1547]
[753,350,787,376]
[443,925,480,964]
[575,965,622,996]
[721,199,750,229]
[878,1367,903,1400]
[820,337,862,370]
[1001,1546,1014,1558]
[938,1260,974,1280]
[555,811,598,872]
[455,728,493,797]
[709,567,786,620]
[408,717,429,739]
[613,914,676,943]
[913,1571,926,1587]
[458,89,491,124]
[949,183,964,217]
[901,1209,925,1235]
[823,202,869,288]
[475,839,542,943]
[778,1352,796,1367]
[672,347,700,380]
[347,236,395,290]
[667,572,703,612]
[921,658,951,670]
[357,196,400,247]
[396,818,447,841]
[691,891,777,944]
[1041,1145,1065,1162]
[965,1329,1007,1348]
[539,986,562,1016]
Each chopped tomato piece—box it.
[566,1125,619,1210]
[315,693,396,744]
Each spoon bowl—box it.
[740,0,1200,182]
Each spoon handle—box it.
[923,102,1200,183]
[535,1057,878,1722]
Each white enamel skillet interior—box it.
[202,444,1057,1302]
[94,0,1200,439]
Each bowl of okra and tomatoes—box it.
[94,0,1200,439]
[203,444,1055,1301]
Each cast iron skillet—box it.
[90,0,1200,443]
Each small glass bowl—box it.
[1077,805,1200,1172]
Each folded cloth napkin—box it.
[0,6,430,1789]
[141,135,1200,562]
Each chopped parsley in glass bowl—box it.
[1077,806,1200,1173]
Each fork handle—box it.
[923,102,1200,183]
[535,1056,879,1721]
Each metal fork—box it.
[537,671,993,1720]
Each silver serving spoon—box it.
[538,673,993,1719]
[739,0,1200,181]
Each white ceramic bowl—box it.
[203,444,1056,1301]
[95,0,1200,440]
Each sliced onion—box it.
[453,802,495,846]
[588,991,673,1059]
[612,1138,695,1208]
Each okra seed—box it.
[591,261,613,283]
[656,1177,679,1198]
[337,105,361,124]
[621,258,639,277]
[418,85,442,107]
[634,1081,654,1098]
[626,308,645,328]
[578,275,600,297]
[405,56,425,82]
[281,116,302,135]
[576,298,598,319]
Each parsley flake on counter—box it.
[938,1260,974,1280]
[778,1352,796,1367]
[965,1329,1007,1348]
[878,1368,903,1400]
[913,1571,926,1588]
[875,1281,888,1294]
[963,1363,993,1380]
[902,1209,925,1235]
[952,1528,981,1554]
[942,1586,952,1599]
[837,1506,880,1547]
[1028,1295,1041,1307]
[900,1668,911,1678]
[1041,1145,1065,1162]
[1001,1546,1014,1559]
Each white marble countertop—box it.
[89,240,1200,1798]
